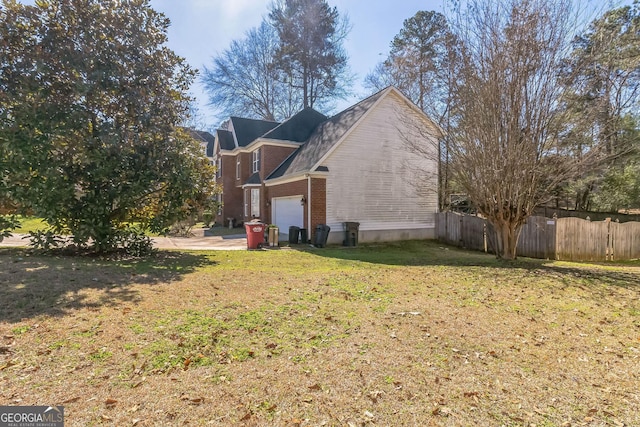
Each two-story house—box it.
[212,86,442,244]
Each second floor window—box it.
[216,157,222,179]
[236,158,241,180]
[252,148,261,173]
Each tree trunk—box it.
[492,220,521,260]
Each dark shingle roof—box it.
[267,88,388,180]
[262,108,327,143]
[230,117,279,147]
[190,130,215,144]
[244,172,262,186]
[217,129,235,151]
[183,128,215,156]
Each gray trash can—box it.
[299,228,308,244]
[313,224,331,248]
[288,226,300,244]
[344,222,360,246]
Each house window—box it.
[216,157,222,178]
[244,190,248,217]
[251,188,260,218]
[252,148,261,173]
[236,158,241,180]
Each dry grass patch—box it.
[0,243,639,426]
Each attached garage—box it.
[272,196,304,233]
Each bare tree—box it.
[446,0,594,259]
[202,21,300,121]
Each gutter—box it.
[307,173,312,234]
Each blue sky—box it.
[149,0,445,127]
[16,0,628,128]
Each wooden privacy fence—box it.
[436,212,640,261]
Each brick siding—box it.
[260,146,297,180]
[266,177,327,241]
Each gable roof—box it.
[262,108,327,143]
[244,172,262,186]
[230,117,279,147]
[267,88,390,180]
[217,129,235,151]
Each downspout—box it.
[307,174,312,233]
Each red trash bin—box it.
[245,222,266,249]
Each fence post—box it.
[445,212,448,244]
[606,218,612,261]
[483,221,487,253]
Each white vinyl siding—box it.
[324,92,439,233]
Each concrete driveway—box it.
[0,233,248,251]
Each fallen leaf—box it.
[62,397,80,404]
[132,378,146,388]
[0,362,13,371]
[368,390,384,403]
[105,398,118,408]
[101,414,112,421]
[181,396,204,405]
[463,392,479,398]
[364,410,375,419]
[240,412,252,421]
[308,383,322,391]
[183,358,191,369]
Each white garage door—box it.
[272,196,304,233]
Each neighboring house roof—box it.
[230,117,279,147]
[217,129,235,151]
[184,128,215,157]
[262,108,327,143]
[267,88,389,180]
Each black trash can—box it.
[344,222,360,247]
[313,224,331,248]
[299,228,308,244]
[288,226,300,244]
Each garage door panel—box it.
[272,196,304,232]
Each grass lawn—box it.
[12,216,49,234]
[9,216,246,238]
[0,241,638,426]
